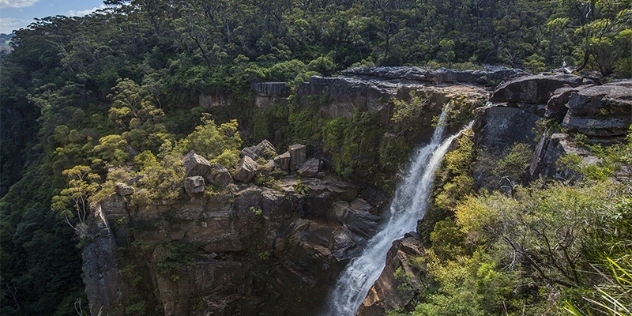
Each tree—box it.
[51,165,100,237]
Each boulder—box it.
[328,201,379,238]
[114,182,134,196]
[241,146,263,160]
[545,85,592,121]
[491,73,583,104]
[297,158,323,177]
[274,151,291,171]
[562,80,632,137]
[258,140,277,159]
[289,144,307,171]
[207,164,233,187]
[331,227,357,259]
[182,151,233,187]
[182,151,212,177]
[184,176,205,196]
[233,156,259,182]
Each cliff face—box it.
[80,67,629,316]
[84,174,386,315]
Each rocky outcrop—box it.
[199,92,232,108]
[562,80,632,137]
[296,72,488,136]
[114,182,134,196]
[357,236,426,316]
[343,65,523,85]
[529,133,600,181]
[545,85,592,121]
[241,139,277,160]
[491,73,584,105]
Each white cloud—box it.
[0,17,30,34]
[0,0,39,9]
[67,4,107,17]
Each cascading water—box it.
[322,105,471,316]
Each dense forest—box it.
[0,0,630,315]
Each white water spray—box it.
[322,106,471,315]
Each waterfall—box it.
[322,105,470,315]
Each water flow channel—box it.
[322,105,471,315]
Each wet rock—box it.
[331,227,357,259]
[274,151,291,171]
[233,156,259,183]
[183,176,205,196]
[358,237,426,316]
[562,80,632,137]
[114,182,134,196]
[491,73,583,104]
[297,158,323,177]
[289,144,307,171]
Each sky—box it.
[0,0,107,34]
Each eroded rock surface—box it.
[357,236,426,316]
[491,73,583,104]
[83,173,386,316]
[562,80,632,137]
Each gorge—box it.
[2,2,631,314]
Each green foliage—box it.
[175,114,242,168]
[293,179,308,195]
[51,165,101,237]
[434,131,475,211]
[131,151,185,205]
